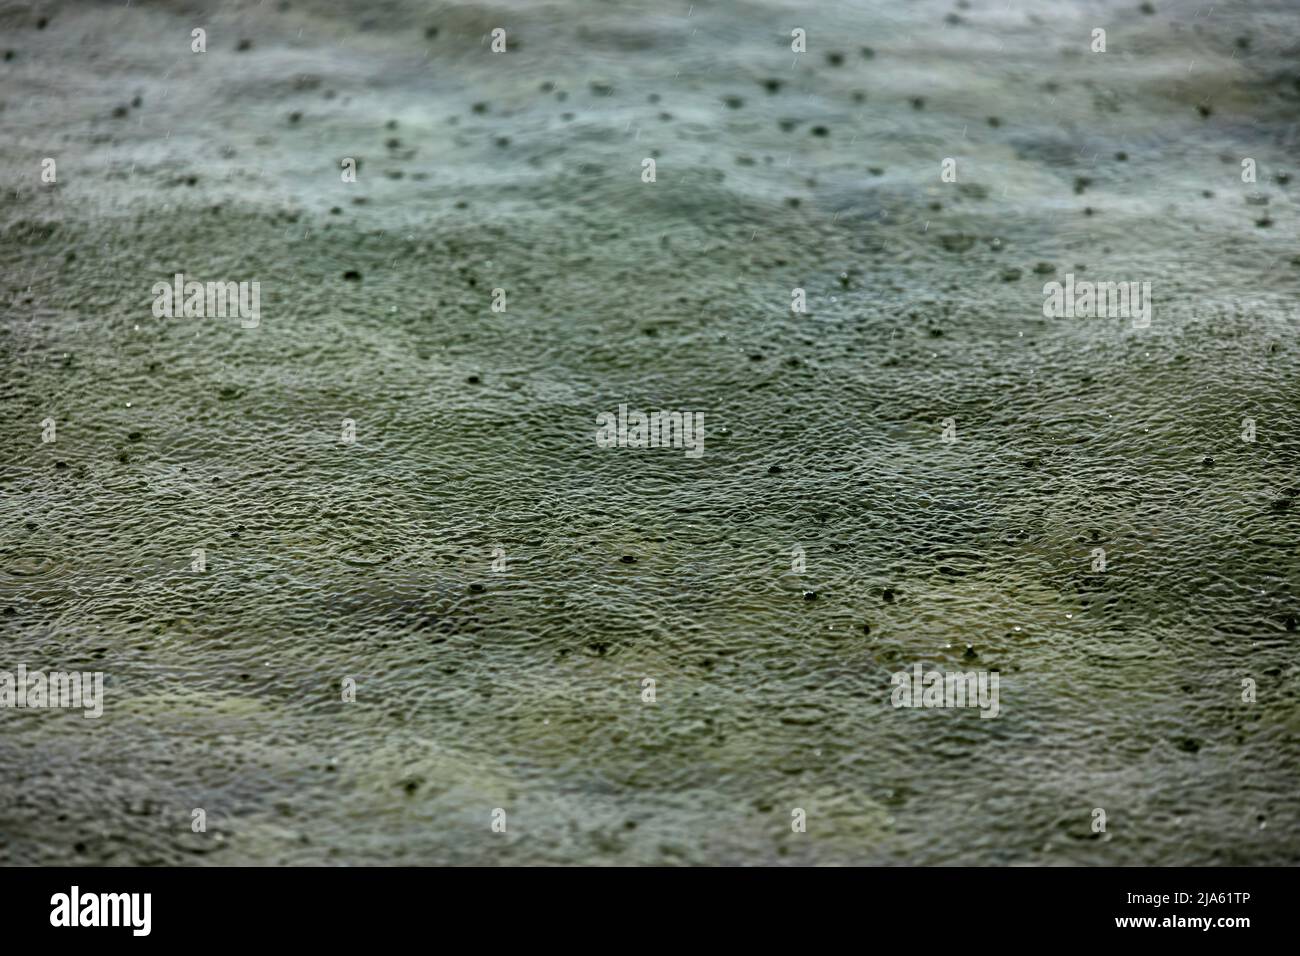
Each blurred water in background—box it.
[0,0,1298,864]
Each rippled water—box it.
[1,0,1298,864]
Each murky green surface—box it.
[1,0,1298,864]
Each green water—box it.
[1,0,1298,864]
